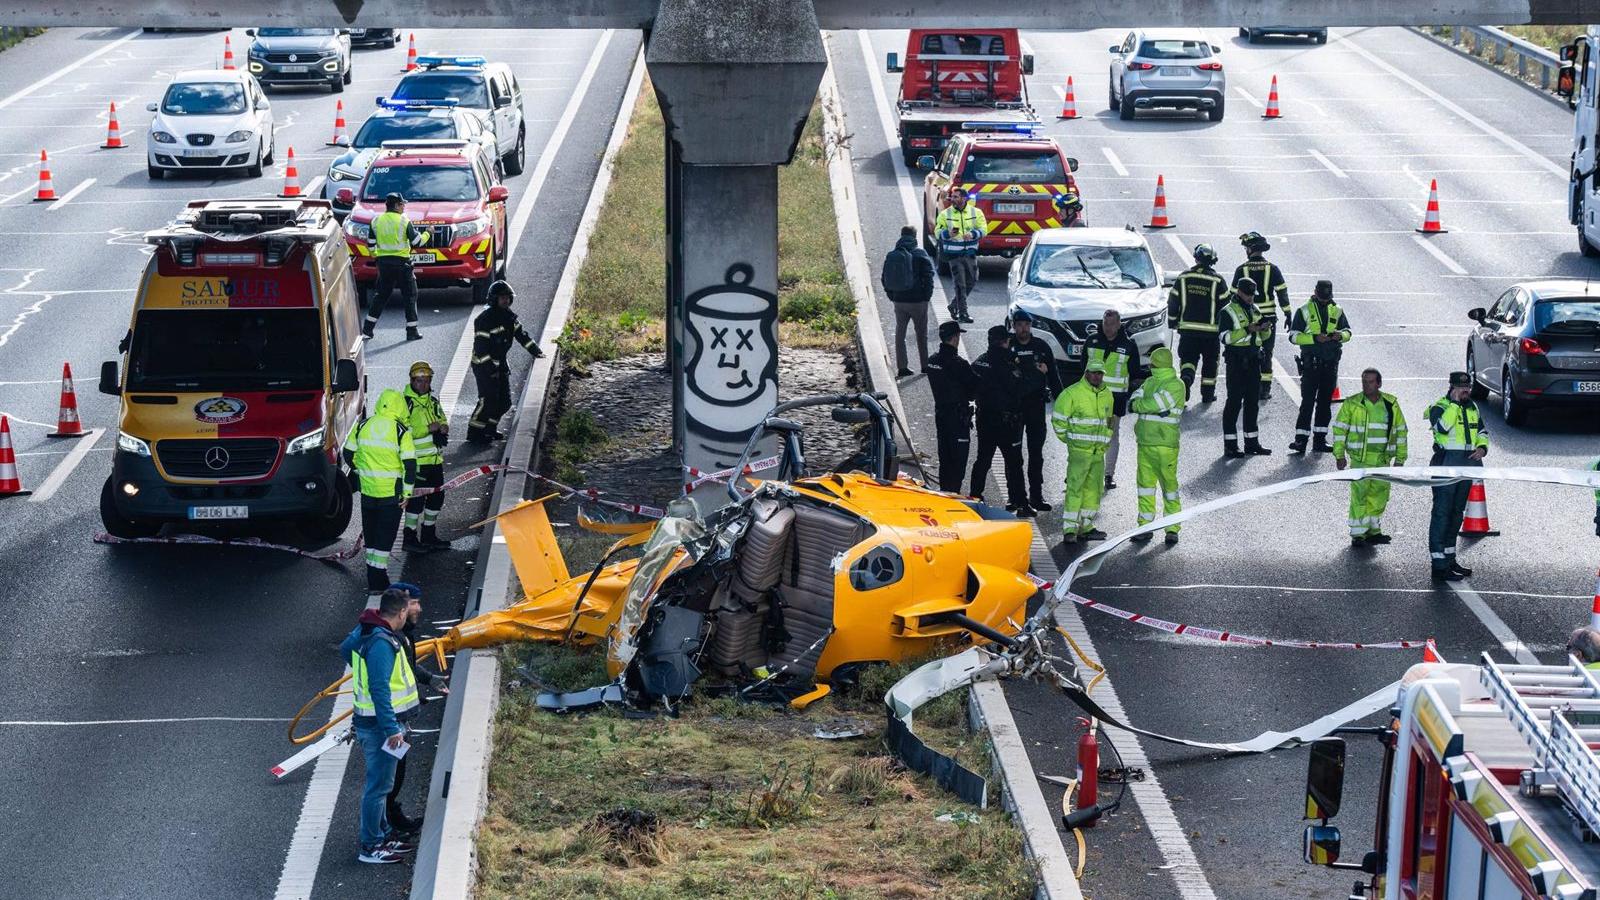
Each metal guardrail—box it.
[1423,24,1562,92]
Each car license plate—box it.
[994,201,1035,215]
[1576,381,1600,393]
[1066,342,1083,360]
[277,65,309,73]
[411,252,435,264]
[189,505,248,520]
[179,149,217,157]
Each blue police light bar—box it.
[379,98,461,110]
[959,122,1040,134]
[414,55,487,69]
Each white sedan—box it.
[146,69,275,179]
[1005,227,1170,373]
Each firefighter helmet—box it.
[1193,243,1218,267]
[1239,231,1270,253]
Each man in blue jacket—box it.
[341,588,422,864]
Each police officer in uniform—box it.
[935,188,986,324]
[466,281,544,443]
[1167,243,1228,403]
[1426,371,1488,581]
[363,193,430,341]
[344,389,418,594]
[401,361,449,553]
[969,325,1030,514]
[1288,280,1352,454]
[1219,278,1273,458]
[1233,231,1291,400]
[926,320,978,493]
[1010,310,1063,510]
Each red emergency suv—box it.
[338,139,509,304]
[921,128,1083,260]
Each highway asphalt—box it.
[0,26,639,899]
[831,25,1600,898]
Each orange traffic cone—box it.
[326,100,347,146]
[48,362,86,438]
[1058,76,1079,119]
[1459,479,1499,536]
[1416,179,1447,234]
[1331,383,1343,403]
[1422,639,1444,664]
[0,416,29,498]
[404,34,418,71]
[279,147,301,198]
[1145,174,1174,229]
[102,102,125,149]
[1262,75,1282,119]
[1589,568,1600,631]
[223,34,236,70]
[33,149,55,202]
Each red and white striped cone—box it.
[1262,75,1282,119]
[1422,639,1444,664]
[48,362,85,438]
[1590,569,1600,630]
[1145,174,1174,229]
[326,100,347,146]
[1058,76,1079,119]
[0,416,29,497]
[102,102,125,149]
[404,34,418,71]
[279,147,301,198]
[1416,178,1448,234]
[33,149,55,202]
[1459,479,1499,536]
[223,34,236,71]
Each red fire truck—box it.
[885,28,1037,167]
[1300,654,1600,899]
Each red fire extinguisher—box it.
[1074,716,1099,827]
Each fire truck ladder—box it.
[1481,654,1600,839]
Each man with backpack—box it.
[882,225,936,377]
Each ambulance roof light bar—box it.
[959,121,1041,135]
[378,97,461,110]
[414,55,486,69]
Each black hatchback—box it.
[1465,279,1600,424]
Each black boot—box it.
[1200,389,1217,403]
[1029,498,1053,511]
[1244,441,1273,456]
[402,528,433,554]
[1223,442,1244,459]
[1129,530,1153,544]
[421,523,450,549]
[1260,383,1272,401]
[366,567,390,593]
[1312,437,1334,454]
[405,326,423,342]
[1288,438,1307,455]
[361,320,375,339]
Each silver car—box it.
[1108,29,1227,121]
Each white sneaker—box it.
[357,845,406,864]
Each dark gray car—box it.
[1465,279,1600,424]
[246,27,351,93]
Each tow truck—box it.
[1299,654,1600,899]
[1558,29,1600,257]
[920,125,1083,262]
[885,28,1038,167]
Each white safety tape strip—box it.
[681,454,783,492]
[94,532,364,564]
[414,462,668,518]
[270,726,352,781]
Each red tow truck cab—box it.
[886,28,1038,168]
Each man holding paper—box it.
[341,588,422,864]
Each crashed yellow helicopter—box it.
[291,392,1039,742]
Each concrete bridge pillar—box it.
[646,0,826,506]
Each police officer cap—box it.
[1314,279,1334,298]
[1011,309,1033,324]
[385,192,405,205]
[409,360,434,379]
[1239,231,1269,251]
[987,324,1011,343]
[1448,371,1471,387]
[1235,277,1258,295]
[488,280,514,299]
[938,320,965,339]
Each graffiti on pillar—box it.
[681,263,779,471]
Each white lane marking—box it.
[1095,583,1588,602]
[302,175,324,198]
[0,29,141,112]
[1101,146,1129,177]
[45,177,94,211]
[1410,234,1467,275]
[0,715,291,726]
[1234,86,1264,109]
[0,180,41,205]
[27,427,103,503]
[857,28,1216,900]
[439,29,614,421]
[1449,581,1538,664]
[1337,33,1565,179]
[271,677,354,900]
[1163,233,1193,267]
[1306,149,1347,179]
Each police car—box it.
[388,55,526,175]
[324,99,496,216]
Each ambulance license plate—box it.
[1575,381,1600,393]
[189,505,249,520]
[277,65,309,73]
[994,201,1035,215]
[410,252,435,264]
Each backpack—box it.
[910,249,935,302]
[881,245,915,295]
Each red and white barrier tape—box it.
[533,474,666,519]
[1022,575,1428,650]
[682,454,782,493]
[94,532,364,564]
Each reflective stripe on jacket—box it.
[404,386,446,465]
[1427,396,1488,453]
[1289,300,1352,363]
[1050,377,1113,450]
[1220,298,1263,348]
[935,204,987,255]
[1332,392,1408,463]
[1233,258,1290,318]
[372,211,424,258]
[1166,267,1227,333]
[1128,369,1183,448]
[351,630,420,721]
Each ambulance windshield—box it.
[127,309,322,391]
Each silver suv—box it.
[389,56,526,176]
[1108,29,1226,121]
